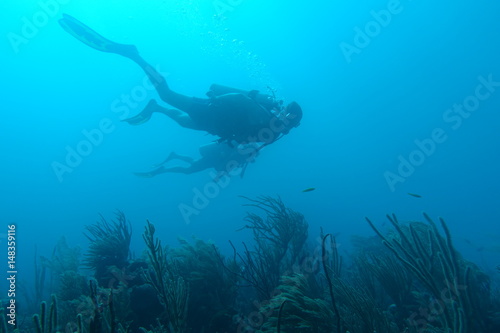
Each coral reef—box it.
[170,237,240,332]
[32,295,58,333]
[84,211,132,286]
[142,220,189,333]
[235,195,309,301]
[13,199,500,333]
[257,274,335,332]
[367,213,492,333]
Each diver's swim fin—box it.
[122,99,157,125]
[151,152,177,168]
[122,112,152,126]
[133,171,155,178]
[58,13,138,57]
[133,166,165,178]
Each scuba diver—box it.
[134,141,259,180]
[58,14,302,145]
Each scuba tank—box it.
[207,83,283,112]
[198,142,221,157]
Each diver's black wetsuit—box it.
[57,13,290,143]
[135,142,258,178]
[131,54,212,121]
[131,52,275,142]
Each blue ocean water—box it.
[1,0,499,329]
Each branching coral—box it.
[17,201,500,333]
[44,237,81,274]
[84,211,132,284]
[32,294,58,333]
[321,232,398,333]
[348,233,416,330]
[170,237,240,332]
[236,196,309,301]
[40,237,86,304]
[367,213,491,333]
[142,221,189,333]
[321,234,342,333]
[257,274,335,333]
[333,273,398,333]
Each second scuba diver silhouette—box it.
[134,141,259,180]
[58,14,302,178]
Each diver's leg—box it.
[134,166,168,178]
[135,159,208,177]
[151,152,195,168]
[162,166,197,174]
[167,153,195,165]
[167,160,208,174]
[149,161,206,175]
[124,100,203,130]
[152,102,205,130]
[124,53,196,111]
[134,165,195,177]
[58,15,194,111]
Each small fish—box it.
[302,187,316,192]
[407,193,422,198]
